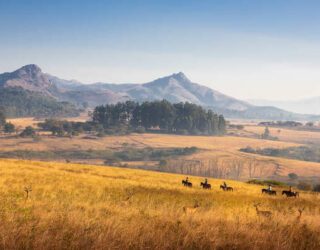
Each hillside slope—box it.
[0,159,319,249]
[0,65,79,117]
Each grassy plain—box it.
[1,132,320,179]
[0,158,319,249]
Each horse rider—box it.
[204,178,208,185]
[268,184,272,191]
[289,186,292,192]
[223,181,227,188]
[186,177,189,183]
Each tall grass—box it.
[0,159,319,249]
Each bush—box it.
[134,126,145,134]
[297,181,313,191]
[288,173,298,180]
[20,126,36,137]
[313,184,320,192]
[4,122,15,133]
[247,179,285,186]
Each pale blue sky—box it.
[1,0,320,100]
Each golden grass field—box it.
[1,132,320,179]
[244,125,320,144]
[0,158,319,249]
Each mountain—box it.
[248,98,320,115]
[1,64,319,120]
[87,72,252,111]
[0,65,79,117]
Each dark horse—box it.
[220,185,233,191]
[282,190,299,198]
[182,180,192,187]
[200,182,211,189]
[262,189,277,195]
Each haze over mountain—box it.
[0,64,319,120]
[248,98,320,115]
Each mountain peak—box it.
[171,72,189,82]
[16,64,42,75]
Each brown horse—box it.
[282,190,299,198]
[200,182,211,189]
[220,185,233,191]
[182,180,192,187]
[262,189,277,195]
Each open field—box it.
[244,125,320,144]
[0,159,319,249]
[1,133,320,181]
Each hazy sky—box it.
[1,0,320,100]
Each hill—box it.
[2,65,319,120]
[0,65,79,117]
[0,158,319,249]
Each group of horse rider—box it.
[183,177,229,189]
[183,177,297,197]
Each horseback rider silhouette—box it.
[268,184,272,191]
[223,181,227,188]
[204,178,208,185]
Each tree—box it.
[92,100,227,135]
[297,181,312,191]
[4,122,15,134]
[313,184,320,192]
[261,127,270,139]
[0,108,6,127]
[20,126,36,137]
[288,172,298,180]
[218,115,226,134]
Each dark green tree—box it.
[4,122,15,133]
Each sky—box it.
[1,0,320,100]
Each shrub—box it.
[297,181,313,191]
[20,126,36,137]
[247,179,285,186]
[313,184,320,192]
[4,122,15,133]
[134,126,146,134]
[288,173,298,180]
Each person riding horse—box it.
[268,184,272,192]
[223,181,227,189]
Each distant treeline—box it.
[92,100,226,135]
[240,146,320,163]
[0,147,198,163]
[259,121,303,127]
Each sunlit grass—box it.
[0,158,319,249]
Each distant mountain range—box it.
[0,64,319,120]
[248,98,320,115]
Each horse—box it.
[182,180,192,187]
[262,189,277,195]
[220,185,233,191]
[200,182,211,189]
[282,190,299,198]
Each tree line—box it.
[92,100,226,135]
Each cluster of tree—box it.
[259,121,303,127]
[240,146,320,163]
[38,119,102,136]
[0,87,80,117]
[0,108,16,134]
[92,100,226,135]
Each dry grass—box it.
[1,133,320,178]
[0,158,319,249]
[244,125,320,144]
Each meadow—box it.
[0,158,319,249]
